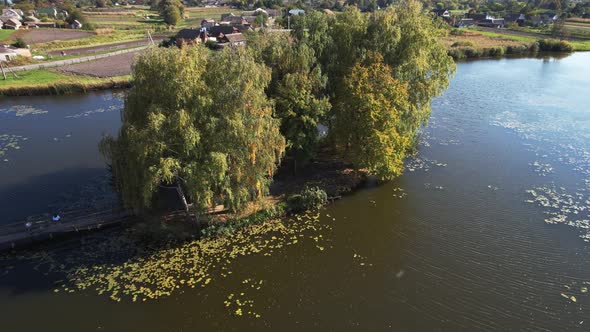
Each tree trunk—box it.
[176,181,201,231]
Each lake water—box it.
[1,53,590,331]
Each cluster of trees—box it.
[156,0,184,26]
[101,0,455,216]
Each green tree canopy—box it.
[101,47,285,214]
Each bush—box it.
[487,47,505,56]
[200,203,287,238]
[463,47,482,58]
[447,48,466,60]
[538,39,574,52]
[287,186,328,212]
[451,41,474,48]
[450,28,465,36]
[12,38,27,48]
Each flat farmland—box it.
[56,50,141,77]
[18,29,93,44]
[182,6,231,26]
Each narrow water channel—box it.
[1,53,590,331]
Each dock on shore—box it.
[0,209,131,251]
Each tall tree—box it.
[334,53,411,179]
[249,32,330,168]
[101,47,285,215]
[321,0,455,179]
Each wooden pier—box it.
[0,208,132,251]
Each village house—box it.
[478,18,505,28]
[456,18,474,27]
[432,9,450,19]
[175,28,204,46]
[0,45,31,62]
[2,8,23,20]
[208,25,238,38]
[70,19,83,29]
[201,18,215,28]
[0,46,17,62]
[505,13,526,27]
[214,32,246,49]
[2,17,21,29]
[288,9,305,16]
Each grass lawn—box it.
[0,69,129,94]
[472,29,590,51]
[0,30,16,42]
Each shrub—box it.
[447,48,466,60]
[538,39,574,52]
[451,41,474,48]
[450,28,465,36]
[463,47,482,58]
[12,38,27,48]
[287,186,328,212]
[200,203,287,238]
[487,47,505,56]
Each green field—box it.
[474,28,590,51]
[0,30,16,42]
[0,69,130,94]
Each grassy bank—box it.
[0,70,130,96]
[475,29,590,51]
[443,29,588,60]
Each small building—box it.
[242,8,267,16]
[456,18,474,27]
[432,9,450,19]
[288,9,305,16]
[3,18,22,30]
[0,47,18,62]
[478,18,505,28]
[505,13,525,27]
[223,33,246,47]
[70,20,83,29]
[175,28,203,46]
[2,8,22,20]
[208,25,238,38]
[201,18,215,28]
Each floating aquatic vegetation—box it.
[352,253,372,267]
[65,105,122,119]
[224,278,264,318]
[392,187,407,199]
[529,161,554,177]
[3,210,335,303]
[0,105,47,117]
[405,157,447,173]
[0,134,27,161]
[526,185,590,241]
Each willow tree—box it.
[101,47,285,215]
[249,32,330,169]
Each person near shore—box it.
[52,213,61,223]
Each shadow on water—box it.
[0,167,111,223]
[0,215,201,296]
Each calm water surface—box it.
[1,53,590,331]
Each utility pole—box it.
[0,62,6,80]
